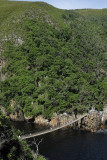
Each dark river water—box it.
[12,121,107,160]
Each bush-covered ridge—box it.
[0,0,107,119]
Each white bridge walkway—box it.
[21,114,88,140]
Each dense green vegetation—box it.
[0,110,33,159]
[0,0,107,119]
[0,110,46,160]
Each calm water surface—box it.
[12,121,107,160]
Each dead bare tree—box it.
[33,138,43,158]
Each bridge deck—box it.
[21,114,87,140]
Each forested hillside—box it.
[0,0,107,119]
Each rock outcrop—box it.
[1,103,107,133]
[9,99,25,121]
[9,110,25,121]
[50,118,58,127]
[50,113,73,127]
[101,104,107,124]
[24,115,34,122]
[80,110,101,132]
[25,110,104,132]
[34,115,49,126]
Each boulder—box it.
[24,115,34,122]
[10,110,25,121]
[50,118,58,127]
[34,115,49,126]
[81,111,101,132]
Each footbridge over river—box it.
[21,114,88,140]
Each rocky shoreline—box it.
[7,108,107,132]
[1,103,107,132]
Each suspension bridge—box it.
[21,114,88,140]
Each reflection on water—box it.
[11,121,49,134]
[12,121,107,160]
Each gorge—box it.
[0,0,107,159]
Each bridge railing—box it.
[21,114,88,140]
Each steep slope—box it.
[0,0,107,119]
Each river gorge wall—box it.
[7,110,107,132]
[1,104,107,132]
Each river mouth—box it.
[12,121,107,160]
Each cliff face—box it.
[32,111,103,132]
[81,111,101,132]
[7,108,107,132]
[33,110,107,132]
